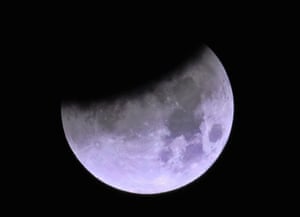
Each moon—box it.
[61,45,234,194]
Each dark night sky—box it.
[5,9,292,214]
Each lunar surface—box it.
[61,46,234,194]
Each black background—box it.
[4,5,294,214]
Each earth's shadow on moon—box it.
[60,41,206,107]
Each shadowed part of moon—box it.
[172,77,202,111]
[166,108,202,139]
[209,124,223,143]
[95,103,127,132]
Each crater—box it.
[209,124,223,143]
